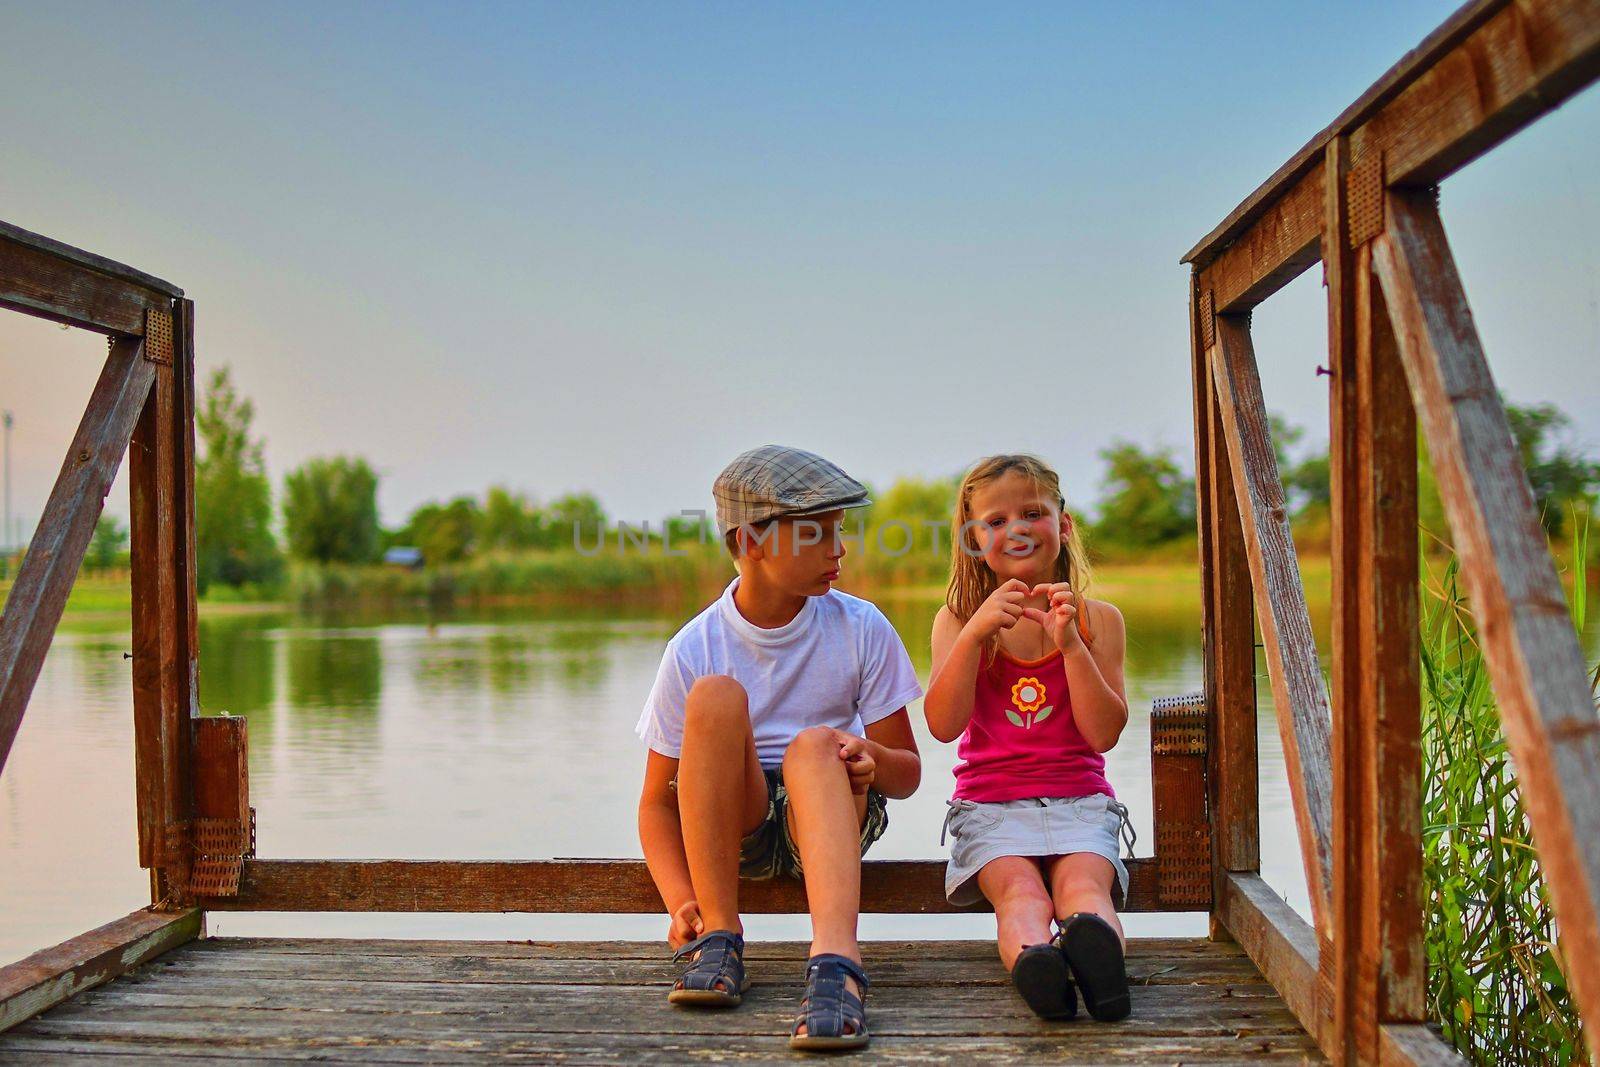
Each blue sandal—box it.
[789,953,870,1051]
[668,929,750,1007]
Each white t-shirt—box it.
[636,575,923,768]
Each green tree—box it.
[478,486,539,551]
[86,514,127,571]
[195,367,282,592]
[401,496,482,563]
[282,456,382,564]
[1092,441,1195,547]
[541,492,607,551]
[1505,399,1600,537]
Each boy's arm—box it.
[862,708,920,799]
[638,750,697,937]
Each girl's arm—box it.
[924,606,985,742]
[1060,599,1129,752]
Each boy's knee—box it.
[782,725,838,766]
[684,675,748,726]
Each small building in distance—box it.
[382,546,424,569]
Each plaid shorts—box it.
[673,767,889,880]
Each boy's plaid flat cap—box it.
[713,445,872,536]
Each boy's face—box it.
[968,470,1068,583]
[738,509,847,595]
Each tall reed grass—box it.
[1421,513,1596,1064]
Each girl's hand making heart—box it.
[1023,582,1083,653]
[963,578,1030,642]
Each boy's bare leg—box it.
[782,726,871,1033]
[1047,853,1124,945]
[678,675,769,937]
[976,857,1055,970]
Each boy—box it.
[636,444,922,1052]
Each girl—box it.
[925,454,1134,1022]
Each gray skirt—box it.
[942,793,1134,908]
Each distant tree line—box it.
[183,366,1599,591]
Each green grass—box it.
[1420,523,1594,1064]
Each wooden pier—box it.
[3,0,1599,1061]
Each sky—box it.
[2,1,1597,542]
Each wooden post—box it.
[1327,138,1425,1064]
[1193,278,1258,943]
[129,302,198,906]
[1373,187,1600,1064]
[1210,314,1335,937]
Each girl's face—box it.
[967,470,1070,584]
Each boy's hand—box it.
[1024,582,1083,653]
[964,578,1030,642]
[833,731,876,795]
[668,899,704,950]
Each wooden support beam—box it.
[1373,188,1600,1065]
[1187,0,1600,312]
[1192,277,1258,943]
[0,220,180,335]
[1328,140,1427,1061]
[199,857,1171,914]
[0,336,156,777]
[0,907,202,1033]
[1209,316,1334,935]
[129,306,196,904]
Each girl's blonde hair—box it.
[946,454,1095,660]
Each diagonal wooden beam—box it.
[1373,187,1600,1065]
[1209,315,1335,936]
[1187,0,1600,313]
[0,220,180,335]
[0,336,157,777]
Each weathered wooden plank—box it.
[1373,188,1600,1065]
[104,953,1268,988]
[175,936,1248,961]
[1188,0,1600,310]
[0,908,201,1033]
[0,336,156,778]
[0,1031,1327,1064]
[1209,317,1334,935]
[1217,871,1331,1053]
[1378,1023,1467,1066]
[1183,0,1504,267]
[0,220,180,334]
[199,857,1172,913]
[9,984,1307,1039]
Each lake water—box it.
[4,581,1595,965]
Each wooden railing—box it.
[1187,0,1600,1062]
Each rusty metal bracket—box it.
[1151,692,1212,907]
[1346,152,1386,248]
[1199,289,1216,349]
[189,808,256,897]
[143,306,173,365]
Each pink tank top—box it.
[951,645,1115,803]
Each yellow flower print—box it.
[1006,676,1055,729]
[1011,677,1046,713]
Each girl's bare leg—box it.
[678,675,770,936]
[1046,853,1123,944]
[977,856,1055,970]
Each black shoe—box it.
[1055,913,1130,1021]
[1010,943,1077,1020]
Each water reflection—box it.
[4,583,1596,963]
